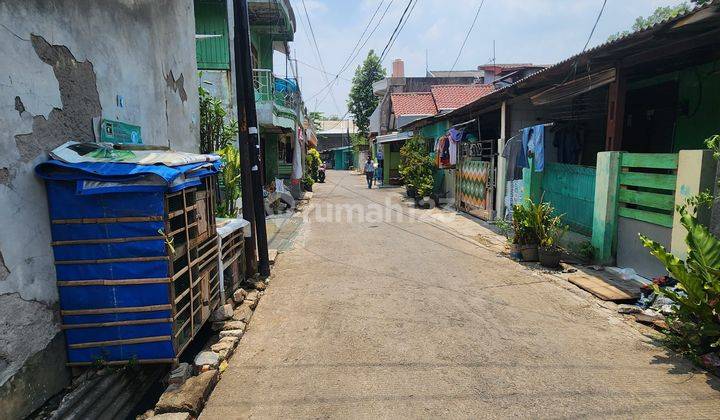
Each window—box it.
[194,0,230,70]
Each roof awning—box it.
[530,68,616,106]
[376,131,413,144]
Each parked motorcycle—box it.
[317,163,326,183]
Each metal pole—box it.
[232,0,271,277]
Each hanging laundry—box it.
[447,128,463,167]
[448,128,464,142]
[449,138,458,165]
[553,124,584,164]
[501,135,525,181]
[440,136,450,166]
[435,135,448,167]
[522,124,545,172]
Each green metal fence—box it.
[541,163,596,235]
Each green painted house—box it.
[194,0,309,187]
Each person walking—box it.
[363,156,375,189]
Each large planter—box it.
[519,244,539,262]
[539,246,561,268]
[416,196,433,209]
[406,186,417,198]
[509,243,523,261]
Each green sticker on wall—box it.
[100,119,142,144]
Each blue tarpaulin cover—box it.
[36,149,221,364]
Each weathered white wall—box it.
[0,1,199,417]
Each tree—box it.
[607,2,704,42]
[308,111,324,131]
[347,50,386,139]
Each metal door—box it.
[457,139,497,220]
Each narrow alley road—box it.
[202,170,720,419]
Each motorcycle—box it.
[317,163,326,183]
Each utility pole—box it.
[232,0,271,277]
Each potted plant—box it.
[302,174,314,192]
[495,218,522,260]
[538,220,567,268]
[399,136,433,201]
[511,203,539,261]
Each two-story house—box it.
[194,0,310,188]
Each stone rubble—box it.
[233,288,248,304]
[233,302,254,323]
[219,329,244,339]
[153,282,266,417]
[194,351,220,370]
[168,363,192,385]
[155,370,218,416]
[211,304,234,322]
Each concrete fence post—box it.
[591,151,621,264]
[670,149,718,260]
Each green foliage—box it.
[217,145,242,218]
[641,203,720,359]
[350,133,369,152]
[306,148,322,182]
[607,3,691,42]
[199,83,238,154]
[494,218,513,244]
[511,199,567,247]
[399,136,434,198]
[347,50,386,138]
[308,111,324,131]
[642,132,720,360]
[707,134,720,161]
[302,173,315,188]
[577,240,596,261]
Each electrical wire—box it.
[309,0,396,108]
[294,58,353,82]
[379,0,416,62]
[582,0,608,53]
[381,0,417,63]
[450,0,486,72]
[300,0,342,113]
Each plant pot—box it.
[416,196,432,209]
[509,243,523,261]
[406,186,417,198]
[519,244,539,262]
[539,246,561,268]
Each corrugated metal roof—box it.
[439,0,719,121]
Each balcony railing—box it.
[253,69,301,112]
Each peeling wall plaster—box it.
[0,1,199,417]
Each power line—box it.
[299,0,342,113]
[381,0,417,63]
[582,0,608,52]
[294,58,353,82]
[336,0,387,76]
[450,0,486,72]
[379,0,416,62]
[308,0,396,109]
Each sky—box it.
[278,0,685,117]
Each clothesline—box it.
[517,122,555,133]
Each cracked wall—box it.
[0,1,199,417]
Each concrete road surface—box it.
[202,170,720,419]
